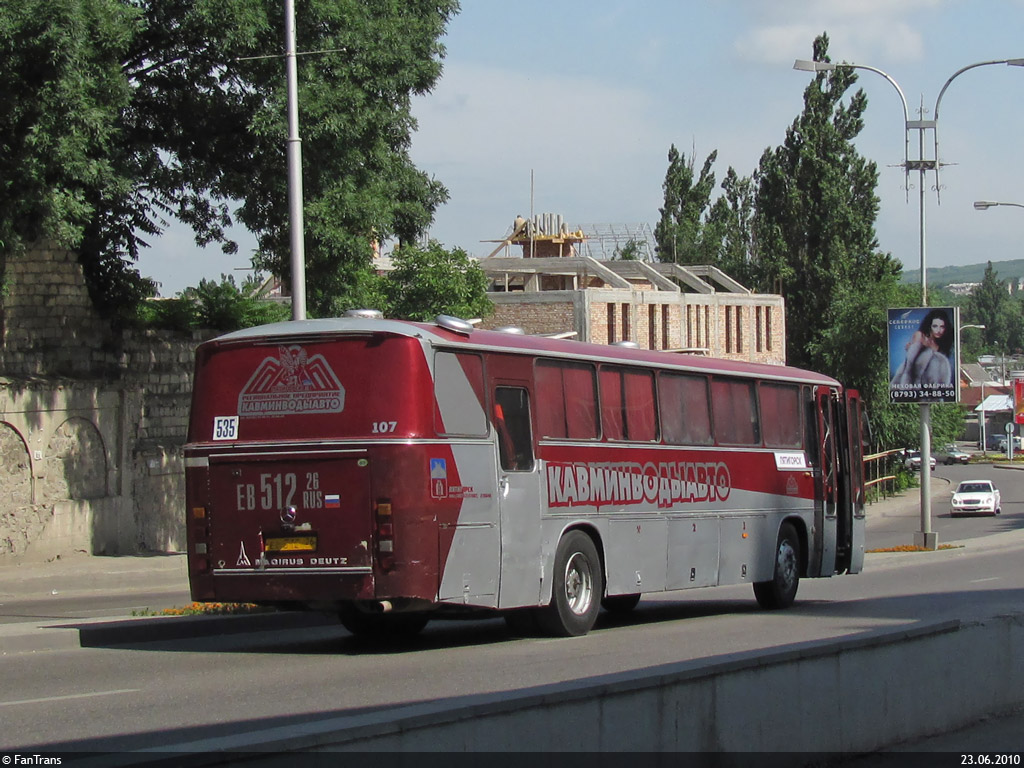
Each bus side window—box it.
[494,387,535,472]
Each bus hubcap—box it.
[564,552,594,615]
[778,540,797,588]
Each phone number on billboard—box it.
[890,389,956,400]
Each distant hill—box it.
[902,259,1024,287]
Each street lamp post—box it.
[794,56,1024,550]
[284,0,307,321]
[974,200,1024,212]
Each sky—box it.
[136,0,1024,297]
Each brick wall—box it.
[0,242,204,561]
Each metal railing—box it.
[863,448,907,502]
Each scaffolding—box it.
[490,216,658,262]
[574,222,657,261]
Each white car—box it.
[950,480,1001,517]
[903,450,936,472]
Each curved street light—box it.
[974,200,1024,211]
[794,55,1024,550]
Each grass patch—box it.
[132,602,267,617]
[866,544,963,553]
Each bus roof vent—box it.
[612,340,640,348]
[495,326,526,335]
[344,308,384,319]
[435,315,475,335]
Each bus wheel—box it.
[339,609,429,639]
[537,531,603,637]
[601,593,641,614]
[753,522,800,610]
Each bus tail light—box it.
[191,506,211,573]
[374,499,396,572]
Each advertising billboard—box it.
[888,307,959,404]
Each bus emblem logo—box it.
[238,346,345,418]
[237,541,251,567]
[430,458,448,499]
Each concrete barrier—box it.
[141,613,1024,755]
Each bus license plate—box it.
[264,536,317,552]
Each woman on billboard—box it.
[891,308,954,387]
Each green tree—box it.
[613,238,643,261]
[653,145,718,264]
[750,33,901,398]
[704,167,755,284]
[135,274,290,331]
[379,241,492,322]
[0,0,457,320]
[966,262,1020,353]
[0,0,153,309]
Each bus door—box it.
[813,386,839,577]
[492,381,543,608]
[842,391,866,574]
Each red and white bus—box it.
[184,312,865,638]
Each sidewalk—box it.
[0,550,188,606]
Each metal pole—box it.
[285,0,307,321]
[980,379,986,452]
[916,114,936,549]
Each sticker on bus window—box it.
[774,452,807,470]
[213,416,239,441]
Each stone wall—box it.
[0,242,205,562]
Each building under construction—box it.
[477,213,785,365]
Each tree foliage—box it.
[379,241,493,322]
[964,262,1024,353]
[651,34,926,449]
[653,145,719,264]
[751,35,902,383]
[136,274,290,331]
[0,0,458,320]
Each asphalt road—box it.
[2,527,1023,753]
[866,460,1024,549]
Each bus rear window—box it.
[188,335,434,442]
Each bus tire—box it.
[537,530,603,637]
[753,522,800,610]
[601,593,641,614]
[339,609,429,639]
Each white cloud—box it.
[733,0,935,64]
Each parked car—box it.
[950,480,1001,517]
[935,444,971,465]
[903,450,936,471]
[986,434,1023,452]
[987,434,1007,452]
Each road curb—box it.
[0,609,337,655]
